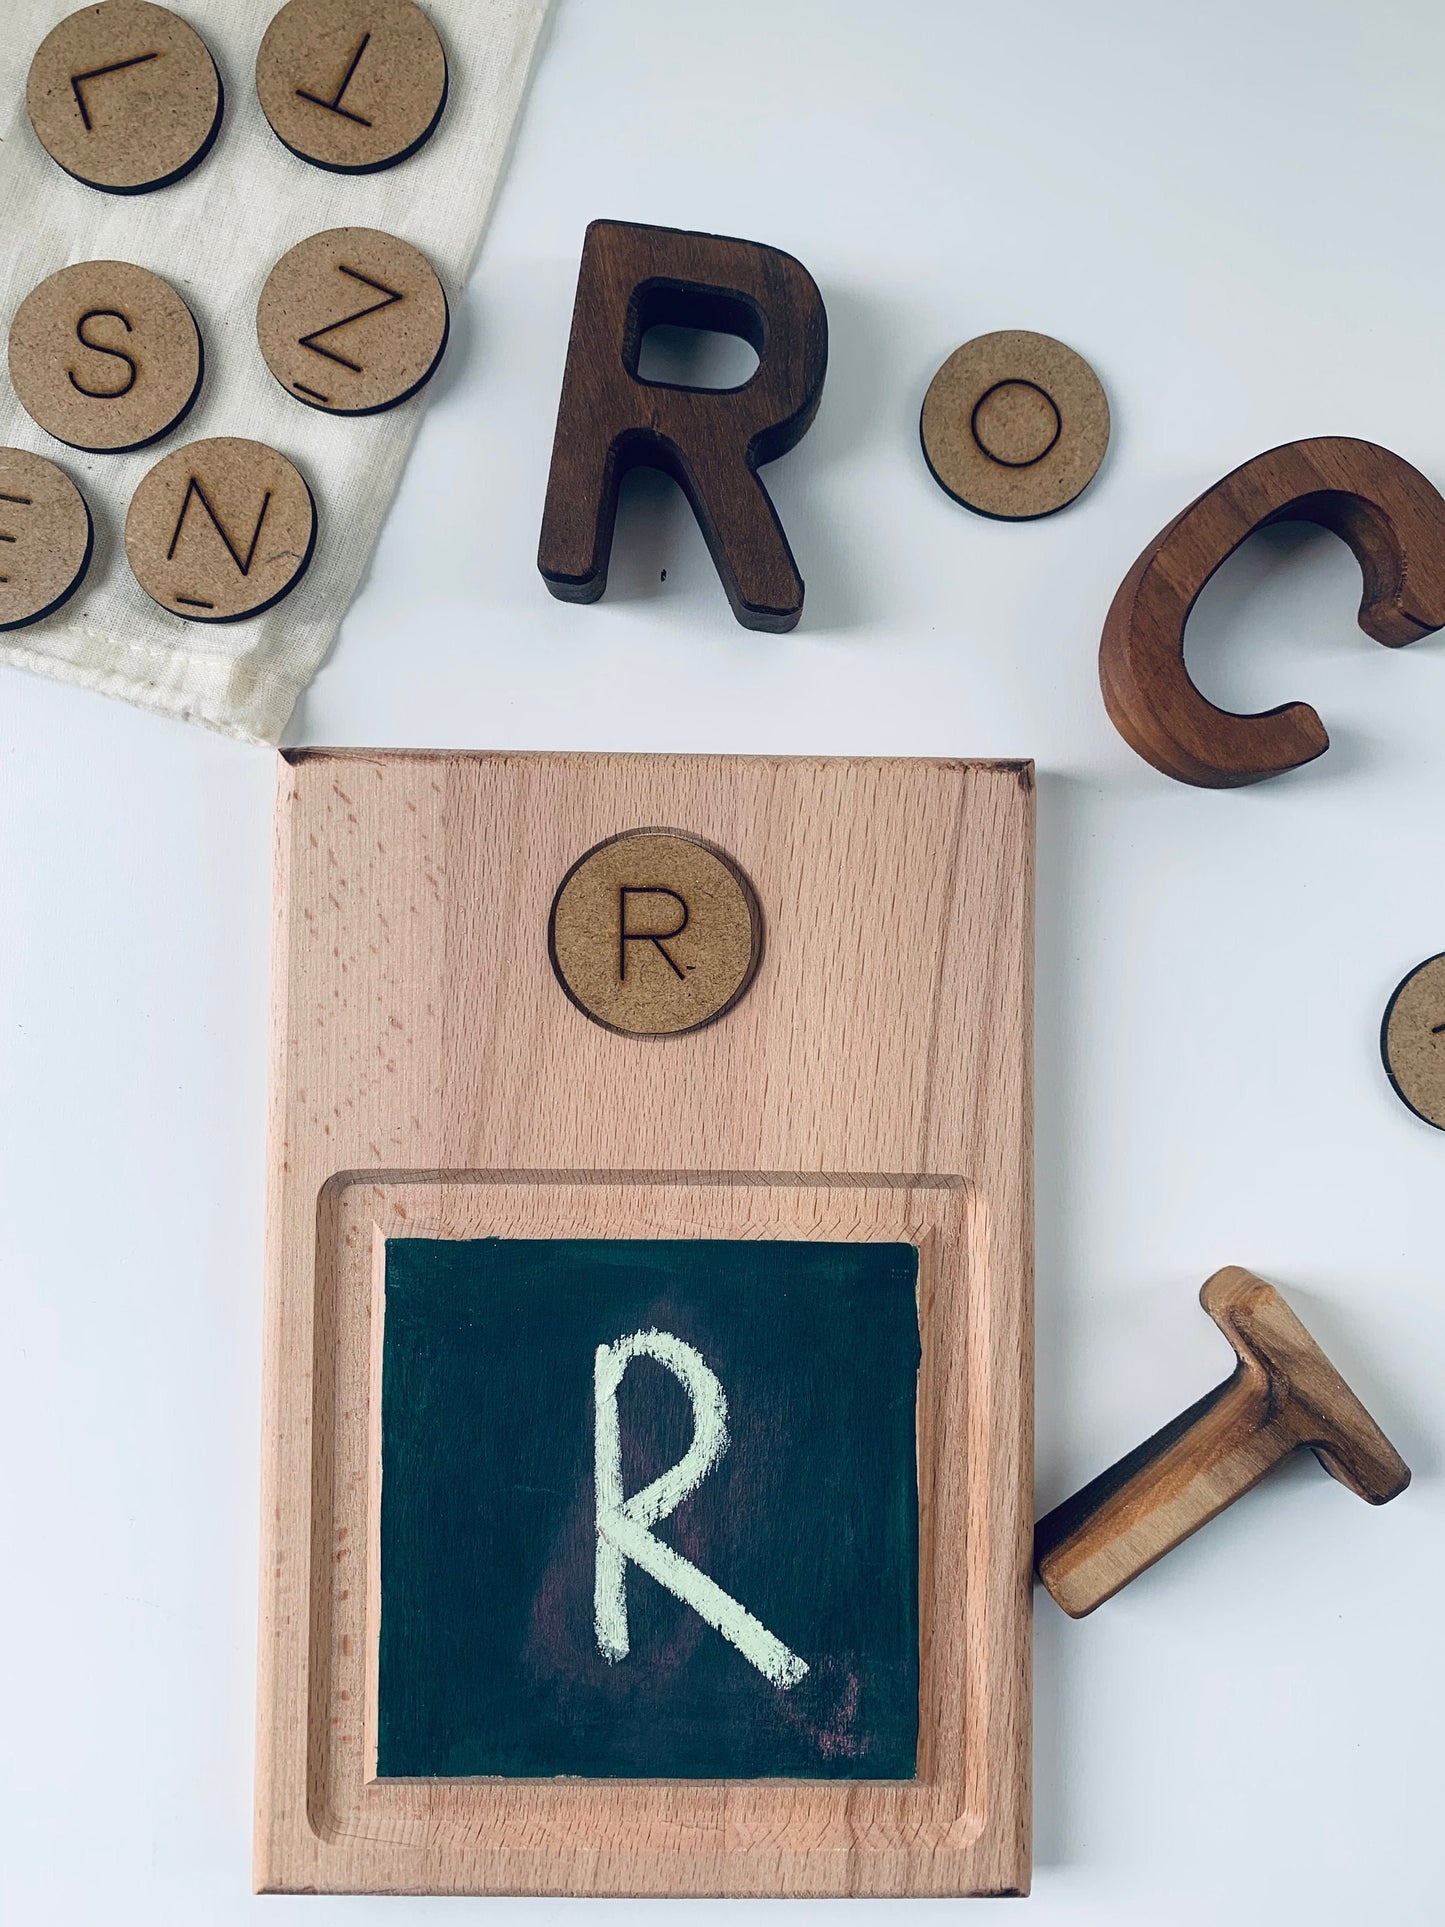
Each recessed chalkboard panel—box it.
[377,1236,920,1780]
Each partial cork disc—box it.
[256,227,448,415]
[549,830,763,1037]
[125,436,316,622]
[9,260,202,453]
[1382,953,1445,1131]
[27,1,222,194]
[256,0,447,174]
[0,449,94,631]
[921,330,1110,520]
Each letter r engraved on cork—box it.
[619,886,690,980]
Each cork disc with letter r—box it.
[0,448,94,632]
[9,260,202,453]
[549,829,762,1036]
[921,330,1110,519]
[256,0,448,174]
[124,436,316,622]
[1382,953,1445,1131]
[26,1,223,194]
[256,228,448,414]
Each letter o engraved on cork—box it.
[548,829,763,1037]
[0,448,94,632]
[256,228,448,415]
[1382,953,1445,1131]
[921,330,1109,519]
[26,1,223,194]
[9,261,202,453]
[256,0,448,174]
[124,437,317,622]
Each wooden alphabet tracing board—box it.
[255,749,1034,1898]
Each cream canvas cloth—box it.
[0,0,549,742]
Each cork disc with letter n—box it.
[257,750,1033,1899]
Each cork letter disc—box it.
[26,1,223,195]
[1381,953,1445,1131]
[125,437,316,622]
[256,0,447,174]
[0,449,94,632]
[10,261,202,453]
[549,829,763,1037]
[921,330,1109,520]
[256,227,448,415]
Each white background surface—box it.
[2,1,1442,1921]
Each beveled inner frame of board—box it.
[306,1170,986,1869]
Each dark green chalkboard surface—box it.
[378,1236,921,1780]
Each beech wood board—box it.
[256,750,1034,1898]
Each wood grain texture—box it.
[1099,436,1445,786]
[255,750,1033,1897]
[537,221,827,632]
[1034,1267,1410,1618]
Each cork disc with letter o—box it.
[9,260,202,453]
[1382,953,1445,1131]
[549,829,763,1036]
[0,448,94,631]
[256,0,448,174]
[125,436,316,622]
[27,1,223,194]
[921,330,1110,519]
[256,227,448,415]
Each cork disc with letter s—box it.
[921,330,1109,519]
[9,260,202,453]
[256,227,448,415]
[27,1,223,194]
[256,0,448,174]
[549,829,762,1036]
[125,436,316,622]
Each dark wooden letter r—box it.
[538,220,828,632]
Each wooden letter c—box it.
[1099,436,1445,786]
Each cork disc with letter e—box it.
[0,448,94,631]
[549,829,762,1036]
[921,330,1109,519]
[9,260,202,453]
[26,1,223,194]
[256,227,448,414]
[1382,953,1445,1131]
[256,0,448,174]
[125,436,316,622]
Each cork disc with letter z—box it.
[549,829,762,1036]
[256,0,448,174]
[26,1,223,194]
[921,330,1109,519]
[256,228,448,415]
[125,437,316,621]
[9,260,202,453]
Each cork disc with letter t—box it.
[549,829,763,1036]
[256,0,448,174]
[125,436,316,621]
[27,1,223,194]
[921,330,1109,519]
